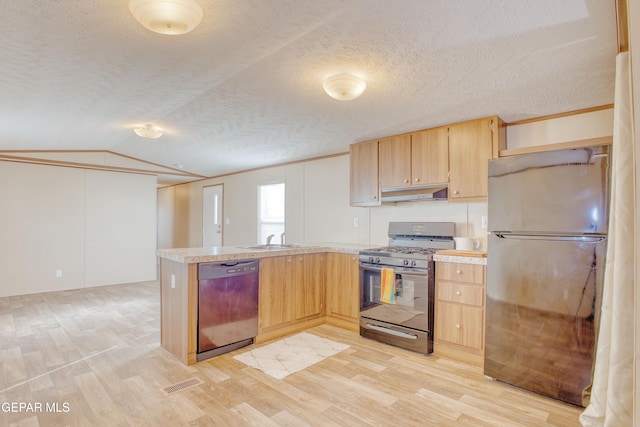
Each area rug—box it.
[233,332,349,379]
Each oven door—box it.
[359,262,434,354]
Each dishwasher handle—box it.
[198,259,259,280]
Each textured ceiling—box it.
[0,0,618,183]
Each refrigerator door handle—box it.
[493,233,606,243]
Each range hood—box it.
[380,186,448,203]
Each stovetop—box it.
[361,246,439,257]
[359,221,456,268]
[359,246,438,268]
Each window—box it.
[258,183,285,244]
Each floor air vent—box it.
[162,378,203,394]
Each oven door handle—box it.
[364,323,418,340]
[360,264,427,275]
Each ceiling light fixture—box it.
[133,124,163,139]
[129,0,203,35]
[323,73,366,101]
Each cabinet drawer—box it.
[437,281,484,307]
[437,262,484,284]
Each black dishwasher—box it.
[197,259,259,361]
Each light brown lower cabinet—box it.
[259,256,294,330]
[297,253,325,319]
[325,253,360,331]
[434,261,486,367]
[258,253,325,341]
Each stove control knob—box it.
[403,259,409,266]
[375,257,381,263]
[368,256,375,263]
[411,260,417,267]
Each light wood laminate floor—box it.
[0,281,583,426]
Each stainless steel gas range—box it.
[359,222,455,354]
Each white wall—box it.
[84,170,157,287]
[0,162,157,297]
[303,156,370,244]
[0,163,85,296]
[158,110,614,252]
[160,156,489,249]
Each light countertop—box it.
[434,250,487,266]
[156,242,377,264]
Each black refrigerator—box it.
[485,145,610,407]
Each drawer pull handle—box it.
[455,291,461,296]
[456,270,462,275]
[455,324,461,329]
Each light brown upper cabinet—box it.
[349,115,505,205]
[379,128,448,190]
[379,134,411,188]
[410,127,449,187]
[350,139,380,206]
[448,116,505,202]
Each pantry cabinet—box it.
[350,139,380,206]
[325,252,360,331]
[434,261,486,366]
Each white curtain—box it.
[580,52,635,426]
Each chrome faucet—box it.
[266,234,275,245]
[280,232,285,244]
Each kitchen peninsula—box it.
[156,244,371,365]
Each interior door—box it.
[202,185,223,247]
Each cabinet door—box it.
[296,254,325,319]
[435,301,460,344]
[459,305,484,349]
[259,256,296,330]
[379,134,411,189]
[259,256,287,330]
[350,140,380,206]
[326,253,359,321]
[448,118,493,201]
[411,127,449,186]
[435,302,483,349]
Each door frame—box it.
[202,184,224,247]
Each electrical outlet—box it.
[171,274,176,289]
[481,216,488,229]
[353,217,359,228]
[56,270,62,278]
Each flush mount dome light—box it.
[323,73,366,101]
[129,0,203,35]
[133,124,163,139]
